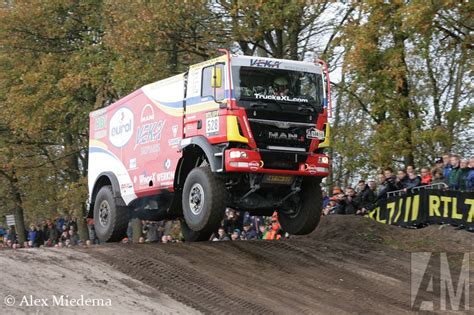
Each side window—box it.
[201,66,213,98]
[201,64,225,100]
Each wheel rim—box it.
[99,200,110,227]
[189,183,205,215]
[282,198,302,219]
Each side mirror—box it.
[211,67,222,88]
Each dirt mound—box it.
[306,215,474,252]
[82,215,473,313]
[2,216,472,314]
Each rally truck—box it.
[87,50,331,242]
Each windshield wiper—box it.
[297,104,314,113]
[250,102,268,109]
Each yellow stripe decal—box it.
[227,116,248,144]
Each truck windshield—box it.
[232,66,324,109]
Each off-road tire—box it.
[93,185,128,242]
[182,166,226,240]
[180,219,215,242]
[278,177,323,235]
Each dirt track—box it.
[1,216,473,314]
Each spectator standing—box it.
[44,222,58,246]
[448,155,463,189]
[231,229,240,241]
[6,226,17,244]
[143,221,159,243]
[212,227,230,241]
[242,223,257,240]
[434,157,444,170]
[431,167,445,185]
[55,216,65,234]
[466,158,474,191]
[368,180,377,193]
[59,230,69,243]
[0,226,5,243]
[68,217,78,232]
[406,172,421,190]
[27,225,38,247]
[396,170,410,190]
[257,225,267,239]
[406,165,415,176]
[87,218,99,244]
[222,209,242,235]
[69,230,79,246]
[459,159,469,190]
[420,167,432,185]
[442,153,452,179]
[265,219,284,240]
[372,173,398,205]
[355,180,375,210]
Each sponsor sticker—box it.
[109,107,134,148]
[168,125,181,147]
[172,125,179,137]
[135,120,166,150]
[94,129,107,140]
[129,158,137,169]
[250,59,281,68]
[140,104,155,123]
[306,164,317,174]
[164,158,171,170]
[140,143,160,156]
[306,127,325,140]
[254,93,309,103]
[249,161,259,171]
[94,115,107,131]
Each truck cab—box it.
[88,52,331,242]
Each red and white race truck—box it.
[87,51,331,242]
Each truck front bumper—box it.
[224,148,330,177]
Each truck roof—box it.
[231,55,322,74]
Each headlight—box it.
[229,151,248,159]
[318,156,329,164]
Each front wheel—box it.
[278,177,323,235]
[182,166,226,241]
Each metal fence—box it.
[386,183,448,198]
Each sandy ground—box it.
[0,216,473,314]
[0,249,197,314]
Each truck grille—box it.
[247,118,313,152]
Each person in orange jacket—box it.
[265,212,284,240]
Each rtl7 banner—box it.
[368,190,474,229]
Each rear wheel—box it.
[182,166,226,241]
[93,185,128,242]
[278,177,323,235]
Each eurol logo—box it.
[109,107,134,147]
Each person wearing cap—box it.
[231,229,240,241]
[242,223,257,240]
[273,77,289,96]
[434,157,443,169]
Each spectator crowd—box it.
[0,209,287,250]
[323,154,474,216]
[1,154,472,249]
